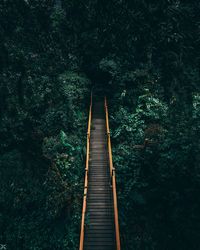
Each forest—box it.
[0,0,200,249]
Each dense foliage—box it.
[0,0,199,249]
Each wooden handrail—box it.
[104,97,121,250]
[79,93,92,250]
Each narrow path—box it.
[84,99,116,250]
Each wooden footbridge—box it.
[79,94,121,250]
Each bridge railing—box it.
[105,97,121,250]
[79,93,92,250]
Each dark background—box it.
[0,0,200,249]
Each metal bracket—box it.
[112,168,115,176]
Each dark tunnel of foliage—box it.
[0,0,200,249]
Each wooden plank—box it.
[80,98,117,250]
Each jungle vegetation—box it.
[0,0,199,249]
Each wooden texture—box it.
[105,98,121,250]
[80,96,120,250]
[84,99,115,250]
[79,94,92,250]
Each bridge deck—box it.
[84,100,116,250]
